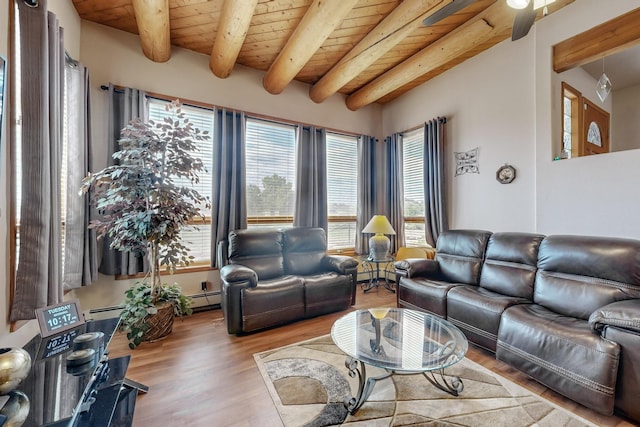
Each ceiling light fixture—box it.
[506,0,530,9]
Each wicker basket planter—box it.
[141,302,175,342]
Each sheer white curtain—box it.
[63,62,97,289]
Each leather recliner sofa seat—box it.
[395,230,640,423]
[218,227,358,334]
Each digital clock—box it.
[35,299,85,338]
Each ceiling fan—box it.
[508,0,555,40]
[422,0,555,42]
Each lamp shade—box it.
[362,215,395,261]
[361,215,396,235]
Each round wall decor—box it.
[496,164,516,184]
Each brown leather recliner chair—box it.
[218,227,358,334]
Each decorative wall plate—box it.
[496,164,516,184]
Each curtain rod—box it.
[65,51,78,68]
[99,84,364,139]
[401,116,447,135]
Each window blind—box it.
[326,132,358,249]
[245,118,296,225]
[402,128,427,247]
[148,99,214,264]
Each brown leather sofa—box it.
[218,227,358,334]
[395,229,640,422]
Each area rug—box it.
[254,335,597,427]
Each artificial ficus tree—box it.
[81,100,211,347]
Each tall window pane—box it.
[148,99,214,264]
[326,132,358,250]
[245,118,296,227]
[402,129,427,247]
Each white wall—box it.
[534,0,640,238]
[612,83,640,152]
[382,33,538,232]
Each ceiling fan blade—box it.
[422,0,476,27]
[511,1,537,41]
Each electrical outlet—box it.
[201,281,207,291]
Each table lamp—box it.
[362,215,396,261]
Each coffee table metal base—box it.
[343,357,465,415]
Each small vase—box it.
[0,390,30,427]
[0,348,32,395]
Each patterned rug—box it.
[254,335,597,427]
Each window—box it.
[245,118,297,227]
[326,132,358,251]
[147,99,214,265]
[402,129,428,247]
[561,82,580,159]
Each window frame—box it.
[561,81,581,160]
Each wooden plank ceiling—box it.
[72,0,574,110]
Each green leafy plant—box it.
[119,282,193,349]
[81,100,210,348]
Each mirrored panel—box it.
[556,45,640,159]
[552,8,640,160]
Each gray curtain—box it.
[384,133,405,255]
[98,84,148,275]
[294,125,327,230]
[63,61,97,290]
[356,135,377,254]
[211,107,247,267]
[424,118,448,246]
[11,4,64,321]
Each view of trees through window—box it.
[245,118,296,225]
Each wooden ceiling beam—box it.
[132,0,171,63]
[309,0,452,103]
[345,0,574,110]
[262,0,360,95]
[210,0,259,78]
[348,18,495,110]
[553,7,640,73]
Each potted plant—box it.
[81,100,210,348]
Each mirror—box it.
[552,8,640,159]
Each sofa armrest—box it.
[220,264,259,334]
[589,299,640,334]
[394,258,441,279]
[322,255,358,275]
[220,264,258,287]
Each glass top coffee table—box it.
[331,308,468,414]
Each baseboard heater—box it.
[88,291,221,315]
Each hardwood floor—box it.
[107,288,636,426]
